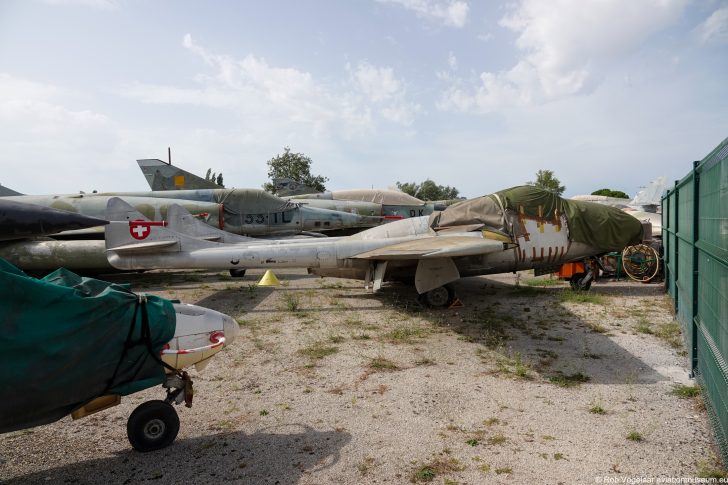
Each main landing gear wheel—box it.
[569,272,592,291]
[229,269,246,278]
[418,284,455,308]
[127,400,180,452]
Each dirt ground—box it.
[1,269,725,485]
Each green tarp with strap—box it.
[0,259,176,433]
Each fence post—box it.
[691,160,700,373]
[674,179,680,312]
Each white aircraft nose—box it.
[222,314,239,346]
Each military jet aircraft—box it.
[105,186,643,306]
[137,158,440,220]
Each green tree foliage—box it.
[591,188,629,199]
[527,169,565,196]
[396,179,460,201]
[263,147,328,194]
[205,168,225,187]
[216,173,224,187]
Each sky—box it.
[1,0,727,199]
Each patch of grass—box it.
[626,431,643,442]
[259,409,269,416]
[368,357,400,371]
[283,293,300,312]
[328,334,345,343]
[670,384,700,398]
[524,277,564,287]
[696,460,727,479]
[587,322,608,333]
[384,325,429,343]
[636,318,653,334]
[655,322,682,348]
[410,457,465,483]
[487,435,507,445]
[589,404,607,415]
[483,417,500,426]
[558,290,607,305]
[414,357,435,366]
[466,439,479,447]
[495,467,512,475]
[548,372,590,387]
[478,463,491,474]
[357,456,375,476]
[554,453,566,460]
[298,342,338,360]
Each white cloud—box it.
[120,35,419,138]
[447,51,457,70]
[696,7,728,44]
[377,0,469,28]
[438,0,688,112]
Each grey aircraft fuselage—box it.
[3,188,378,237]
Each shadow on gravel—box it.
[376,276,669,386]
[6,424,351,484]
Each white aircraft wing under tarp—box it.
[352,235,505,260]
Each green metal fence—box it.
[663,137,728,463]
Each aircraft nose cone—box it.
[222,314,239,346]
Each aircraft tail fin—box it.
[137,159,222,191]
[166,204,258,244]
[0,184,24,196]
[273,177,318,197]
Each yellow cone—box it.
[257,270,280,286]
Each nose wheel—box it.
[127,400,180,452]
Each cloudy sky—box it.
[1,0,727,198]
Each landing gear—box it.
[126,400,180,452]
[418,284,455,308]
[569,272,592,291]
[229,269,246,278]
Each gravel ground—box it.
[1,269,724,485]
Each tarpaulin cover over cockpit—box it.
[0,259,176,433]
[430,186,643,251]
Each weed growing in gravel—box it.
[328,335,345,343]
[483,418,500,426]
[384,325,429,344]
[554,453,566,460]
[411,457,465,483]
[670,384,700,398]
[368,357,399,371]
[487,435,507,445]
[636,318,653,334]
[654,322,682,348]
[524,277,564,287]
[696,460,728,479]
[298,342,338,360]
[466,439,479,447]
[414,357,436,366]
[548,372,590,387]
[259,409,269,416]
[626,430,643,442]
[479,463,491,474]
[495,467,512,475]
[283,293,300,312]
[558,291,607,305]
[357,456,375,476]
[589,404,607,415]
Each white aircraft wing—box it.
[352,235,505,260]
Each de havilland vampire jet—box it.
[105,186,644,306]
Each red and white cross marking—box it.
[128,220,167,240]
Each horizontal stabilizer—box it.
[353,235,504,260]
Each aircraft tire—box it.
[229,269,247,278]
[569,273,592,291]
[418,284,455,308]
[127,400,180,452]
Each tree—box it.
[216,173,224,187]
[527,169,565,196]
[263,147,328,194]
[591,188,629,199]
[205,168,212,181]
[396,179,460,201]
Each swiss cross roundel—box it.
[129,221,151,240]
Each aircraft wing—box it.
[352,235,506,260]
